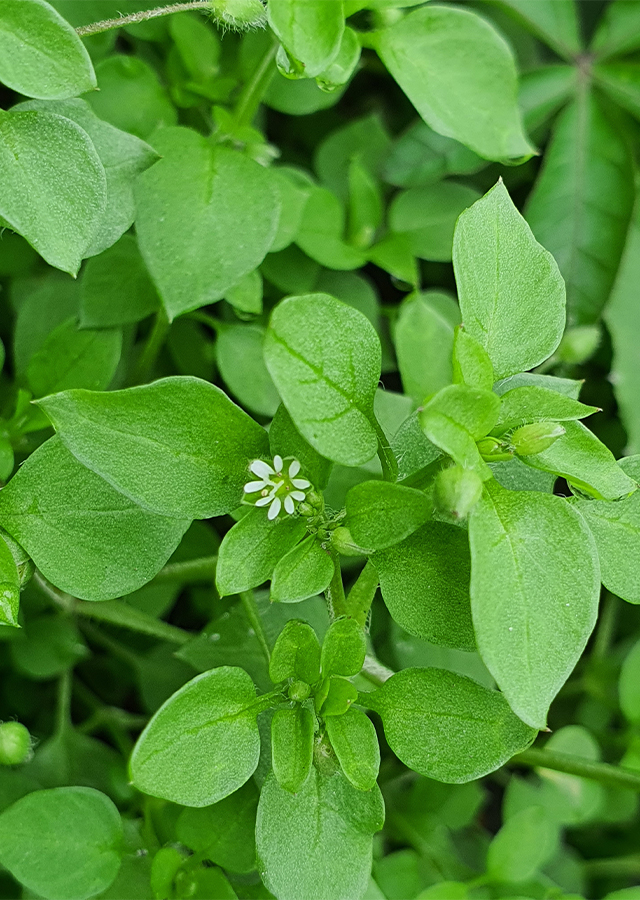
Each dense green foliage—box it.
[2,1,640,898]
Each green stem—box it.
[372,417,398,482]
[239,590,271,664]
[591,592,618,660]
[345,561,379,626]
[360,655,394,688]
[132,309,170,385]
[151,555,217,584]
[512,747,640,793]
[186,311,222,333]
[34,572,191,645]
[56,669,73,736]
[326,548,348,619]
[76,1,212,37]
[230,36,278,130]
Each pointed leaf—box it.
[0,533,20,628]
[264,294,381,467]
[364,667,536,782]
[271,536,334,604]
[0,437,189,602]
[268,0,344,78]
[454,180,566,377]
[469,480,600,728]
[130,667,265,807]
[495,386,598,432]
[525,90,634,325]
[491,0,582,59]
[374,5,533,161]
[395,291,460,404]
[38,376,269,519]
[135,128,280,320]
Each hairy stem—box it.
[512,747,640,793]
[239,590,271,664]
[372,417,398,482]
[76,2,212,37]
[326,548,348,619]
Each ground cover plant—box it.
[2,0,640,898]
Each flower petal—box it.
[292,478,311,489]
[250,459,274,479]
[291,491,306,501]
[244,480,266,493]
[273,454,284,473]
[268,497,281,520]
[255,495,272,507]
[284,495,295,514]
[288,459,301,478]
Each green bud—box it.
[288,680,311,702]
[511,422,566,456]
[557,325,600,365]
[208,0,267,30]
[0,722,32,766]
[330,526,369,557]
[476,437,513,462]
[433,466,483,521]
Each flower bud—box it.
[288,680,310,702]
[0,722,32,766]
[330,526,369,557]
[511,422,566,456]
[476,437,513,462]
[433,466,483,521]
[208,0,266,30]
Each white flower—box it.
[243,454,311,520]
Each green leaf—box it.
[264,293,381,467]
[0,533,20,628]
[523,420,637,500]
[620,639,640,724]
[382,120,485,189]
[572,456,640,604]
[469,480,600,728]
[0,0,95,99]
[11,614,87,679]
[315,113,391,200]
[347,157,383,249]
[452,327,494,392]
[325,708,380,791]
[594,64,640,124]
[491,0,582,59]
[395,291,460,404]
[130,667,266,807]
[494,386,598,432]
[26,317,121,398]
[606,208,640,455]
[0,787,122,900]
[519,64,576,133]
[256,768,384,900]
[88,54,177,139]
[364,667,536,782]
[216,324,280,418]
[270,620,321,685]
[321,618,366,677]
[0,110,106,275]
[374,523,475,651]
[389,182,480,262]
[224,269,263,315]
[374,5,533,161]
[346,481,432,551]
[454,180,566,378]
[319,676,359,716]
[80,234,159,328]
[269,404,333,491]
[591,0,640,60]
[493,371,583,400]
[393,413,442,481]
[295,185,367,270]
[216,509,307,597]
[38,376,269,519]
[272,706,314,793]
[135,128,280,320]
[316,26,361,91]
[271,537,334,604]
[176,780,259,874]
[525,90,634,325]
[487,805,558,883]
[15,98,158,259]
[268,0,344,78]
[0,437,189,602]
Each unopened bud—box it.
[476,437,513,462]
[433,466,483,520]
[288,680,310,702]
[208,0,266,30]
[330,526,370,557]
[511,422,566,456]
[0,722,32,766]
